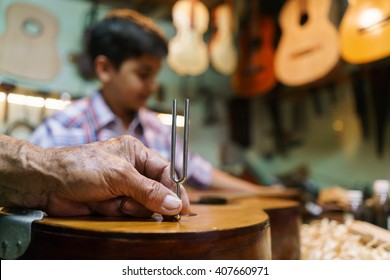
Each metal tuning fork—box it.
[169,98,190,221]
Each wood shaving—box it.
[301,219,390,260]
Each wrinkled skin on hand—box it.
[0,135,190,217]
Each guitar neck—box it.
[299,0,309,24]
[299,0,308,13]
[249,0,260,36]
[190,0,195,29]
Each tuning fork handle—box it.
[170,99,190,191]
[167,99,189,222]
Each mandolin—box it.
[0,3,60,81]
[274,0,339,86]
[209,1,238,75]
[232,0,277,97]
[0,203,271,260]
[167,0,209,76]
[339,0,390,64]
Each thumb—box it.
[121,174,184,216]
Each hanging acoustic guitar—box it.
[339,0,390,64]
[0,202,271,260]
[209,0,238,75]
[274,0,339,86]
[232,0,277,96]
[167,0,209,76]
[0,3,60,81]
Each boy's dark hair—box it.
[88,9,168,69]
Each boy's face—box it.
[103,54,162,112]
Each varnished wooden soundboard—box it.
[20,203,271,260]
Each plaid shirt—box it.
[29,91,212,188]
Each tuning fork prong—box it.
[168,98,189,221]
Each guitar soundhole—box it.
[22,18,43,38]
[300,13,309,26]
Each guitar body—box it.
[275,0,339,86]
[7,203,270,260]
[242,198,301,260]
[339,0,390,64]
[188,189,302,260]
[0,3,60,80]
[209,3,238,75]
[167,0,209,76]
[232,16,277,97]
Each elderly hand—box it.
[0,135,190,217]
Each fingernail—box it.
[162,195,182,210]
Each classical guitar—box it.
[339,0,390,64]
[209,0,238,75]
[274,0,339,86]
[232,0,277,97]
[167,0,209,76]
[0,3,60,81]
[188,189,302,260]
[0,202,271,260]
